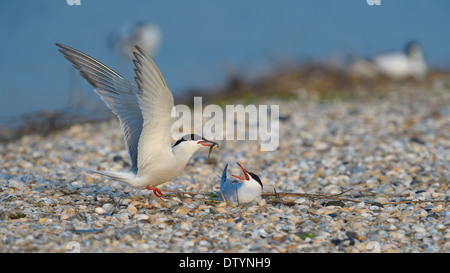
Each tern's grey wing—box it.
[220,179,242,203]
[132,46,175,173]
[220,164,243,202]
[56,43,142,174]
[220,163,229,188]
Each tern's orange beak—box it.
[197,140,219,160]
[197,140,217,147]
[231,162,250,181]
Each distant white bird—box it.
[220,163,263,203]
[110,22,162,60]
[56,43,218,201]
[349,42,427,80]
[372,42,427,79]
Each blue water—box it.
[0,0,449,119]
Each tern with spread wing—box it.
[56,43,219,200]
[220,163,263,203]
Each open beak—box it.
[197,140,217,147]
[231,162,250,181]
[197,140,219,160]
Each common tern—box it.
[348,41,427,80]
[56,43,219,200]
[220,163,263,203]
[110,21,162,60]
[371,42,427,80]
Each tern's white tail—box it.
[78,167,138,187]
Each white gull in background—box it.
[110,22,162,60]
[348,41,427,80]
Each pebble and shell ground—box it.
[0,81,449,253]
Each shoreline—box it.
[1,63,449,143]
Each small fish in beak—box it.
[208,142,219,160]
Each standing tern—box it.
[220,163,263,203]
[371,41,427,80]
[56,43,219,200]
[348,41,427,80]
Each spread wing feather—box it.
[56,43,142,173]
[132,46,175,173]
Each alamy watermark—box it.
[366,0,381,5]
[171,97,280,151]
[366,241,381,253]
[66,241,81,253]
[66,0,81,5]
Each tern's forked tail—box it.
[77,167,139,188]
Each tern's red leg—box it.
[147,187,165,201]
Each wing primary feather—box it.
[56,43,143,174]
[134,46,168,88]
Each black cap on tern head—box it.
[248,171,263,189]
[173,133,206,147]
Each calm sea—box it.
[0,0,449,120]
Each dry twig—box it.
[159,188,449,207]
